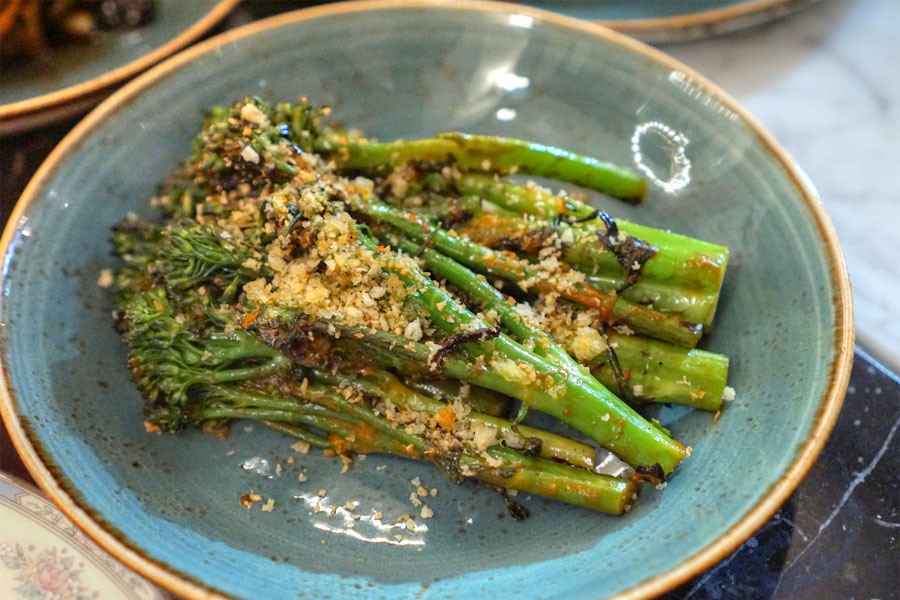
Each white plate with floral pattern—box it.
[0,471,167,600]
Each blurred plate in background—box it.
[513,0,820,42]
[0,0,238,135]
[0,471,168,600]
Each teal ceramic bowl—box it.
[0,0,238,135]
[0,2,853,599]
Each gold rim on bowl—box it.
[0,1,854,598]
[0,0,240,134]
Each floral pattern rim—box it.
[0,472,167,600]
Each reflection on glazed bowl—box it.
[0,2,852,599]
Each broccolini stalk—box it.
[386,235,583,370]
[308,367,599,471]
[478,447,638,515]
[279,406,639,514]
[118,278,638,511]
[386,235,728,411]
[584,272,717,329]
[318,133,647,202]
[151,358,638,513]
[362,202,702,347]
[261,421,331,449]
[398,377,509,418]
[353,229,686,474]
[263,420,419,456]
[274,371,639,513]
[187,384,425,458]
[313,316,685,475]
[292,381,640,515]
[189,384,364,434]
[258,400,638,514]
[452,212,717,327]
[591,332,729,412]
[453,174,729,326]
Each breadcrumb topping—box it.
[241,172,429,336]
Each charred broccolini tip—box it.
[152,223,270,299]
[119,286,290,432]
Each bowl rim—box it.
[0,1,854,598]
[0,0,240,131]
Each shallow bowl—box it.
[0,2,853,599]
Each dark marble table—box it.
[1,2,898,599]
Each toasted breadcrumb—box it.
[291,440,310,454]
[239,493,262,509]
[97,269,114,288]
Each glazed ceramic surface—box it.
[521,0,817,41]
[0,2,851,599]
[527,0,778,20]
[0,0,237,132]
[0,472,167,600]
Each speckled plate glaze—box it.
[0,2,853,599]
[0,0,238,135]
[0,471,168,600]
[521,0,820,42]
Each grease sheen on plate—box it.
[0,2,852,599]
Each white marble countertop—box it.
[659,0,899,371]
